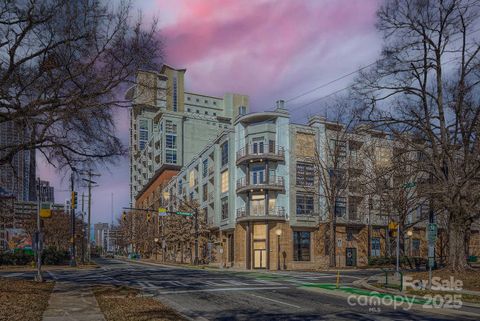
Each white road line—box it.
[248,293,303,309]
[47,271,58,280]
[157,286,289,294]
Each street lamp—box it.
[406,230,413,257]
[275,229,282,270]
[154,237,159,261]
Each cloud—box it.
[39,0,382,224]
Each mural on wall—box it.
[6,228,32,250]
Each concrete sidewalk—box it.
[42,282,105,321]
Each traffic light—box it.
[146,212,151,221]
[388,221,398,238]
[71,192,78,209]
[122,211,127,222]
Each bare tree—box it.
[311,97,360,267]
[355,0,480,272]
[0,0,162,170]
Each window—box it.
[178,180,183,194]
[239,106,247,115]
[335,197,346,216]
[187,97,191,101]
[187,108,191,112]
[412,239,420,257]
[204,100,208,103]
[221,197,228,220]
[348,198,358,220]
[371,238,380,257]
[165,120,177,134]
[221,142,228,166]
[293,231,311,261]
[205,111,208,115]
[330,139,347,159]
[202,159,208,178]
[166,150,177,164]
[196,110,200,113]
[202,184,208,202]
[196,98,199,102]
[346,228,354,241]
[138,119,149,150]
[213,112,217,116]
[189,170,195,188]
[166,134,176,148]
[296,193,314,215]
[221,170,229,193]
[213,101,217,105]
[173,76,178,112]
[296,162,314,186]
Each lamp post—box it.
[407,230,413,257]
[154,237,159,261]
[275,229,282,270]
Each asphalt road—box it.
[1,258,477,321]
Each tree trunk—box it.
[329,214,336,267]
[448,216,468,272]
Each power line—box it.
[285,26,480,106]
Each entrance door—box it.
[253,240,267,268]
[346,248,357,266]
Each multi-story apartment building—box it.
[152,102,480,270]
[127,65,249,207]
[37,180,55,203]
[0,121,36,202]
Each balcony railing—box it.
[236,144,285,163]
[236,175,285,192]
[208,166,215,176]
[236,206,286,220]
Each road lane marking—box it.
[248,293,303,309]
[156,286,289,294]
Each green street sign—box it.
[403,182,416,189]
[176,211,193,217]
[427,223,437,244]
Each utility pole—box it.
[81,193,85,264]
[82,170,100,262]
[70,170,77,267]
[35,178,43,282]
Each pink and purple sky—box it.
[38,0,382,224]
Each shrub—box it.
[41,247,69,265]
[0,250,34,265]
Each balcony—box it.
[236,206,286,222]
[236,176,285,194]
[236,144,285,165]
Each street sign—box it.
[427,223,437,244]
[403,182,417,189]
[39,202,52,218]
[158,207,166,214]
[176,211,193,217]
[428,257,435,267]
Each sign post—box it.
[427,223,437,289]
